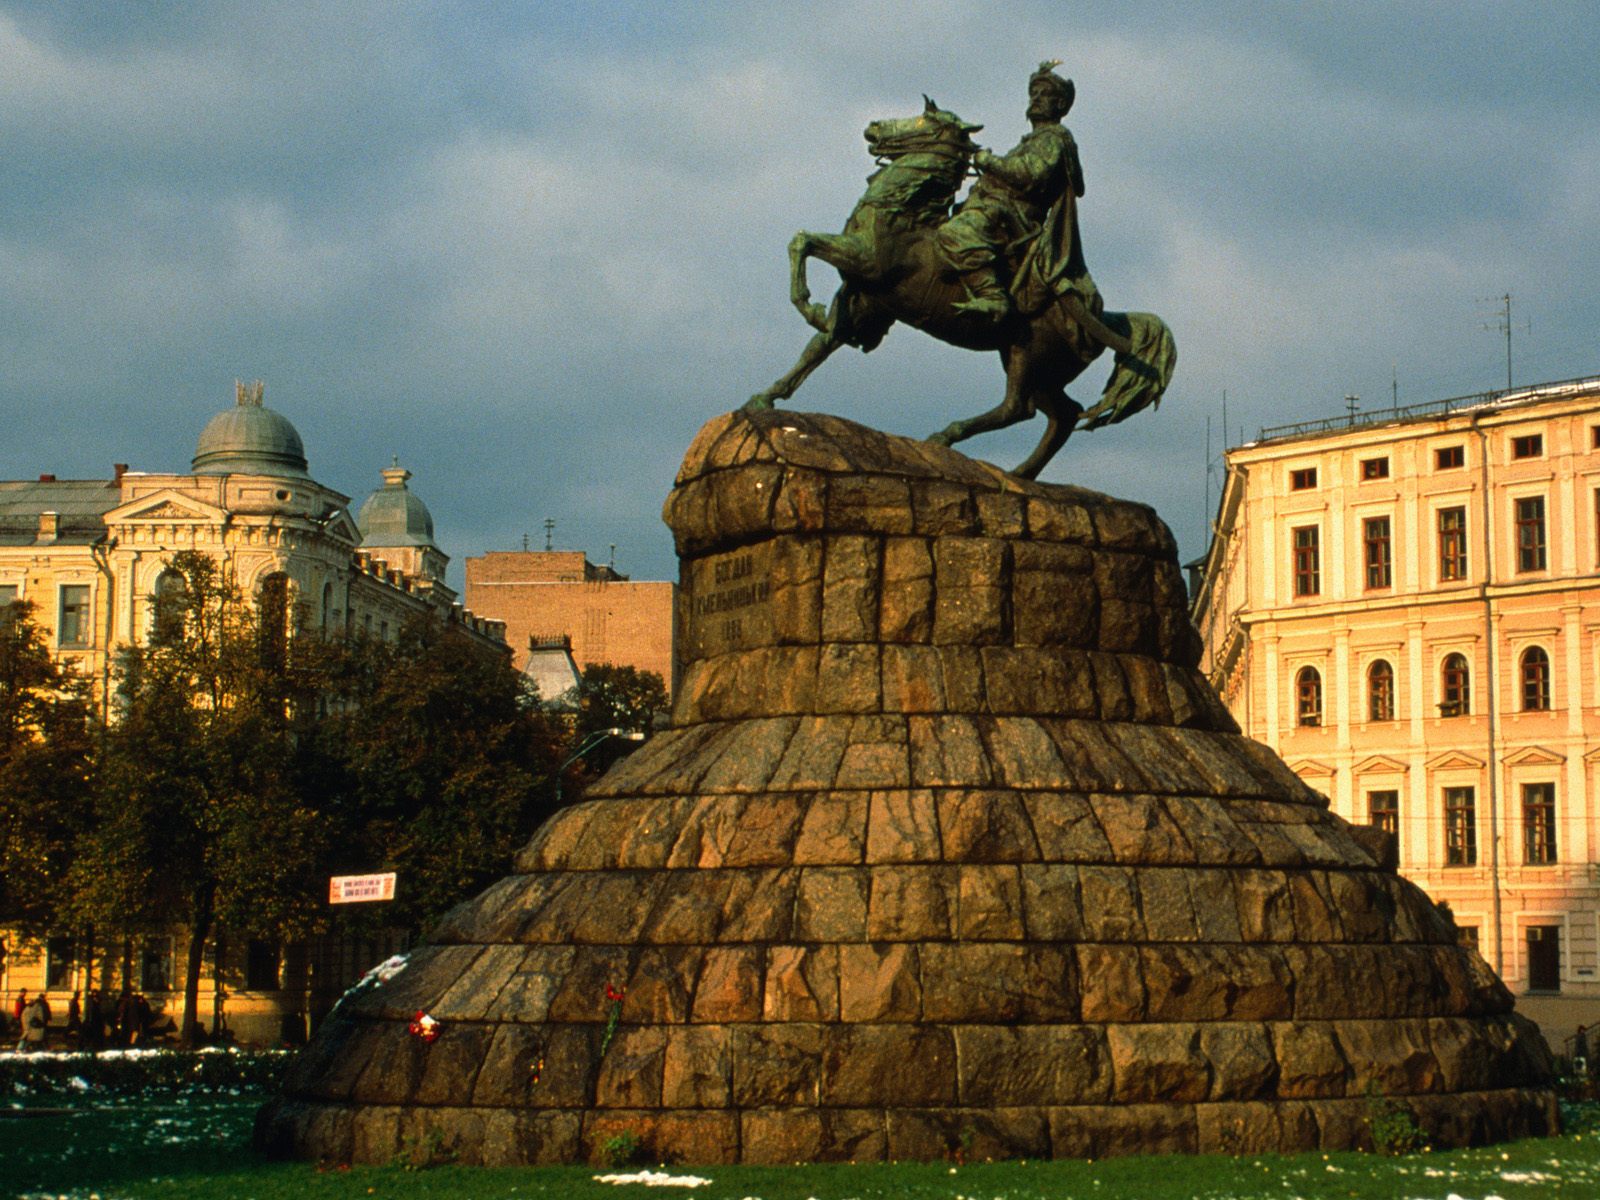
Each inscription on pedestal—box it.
[684,543,773,657]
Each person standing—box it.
[10,988,26,1033]
[83,989,104,1052]
[15,994,46,1052]
[66,992,82,1046]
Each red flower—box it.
[408,1010,442,1043]
[604,983,626,1003]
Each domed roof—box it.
[357,460,436,547]
[192,381,309,477]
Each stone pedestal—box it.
[258,409,1555,1165]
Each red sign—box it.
[329,872,397,904]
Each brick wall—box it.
[465,552,675,694]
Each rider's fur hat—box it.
[1029,60,1075,114]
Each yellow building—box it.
[1192,374,1600,1039]
[0,383,505,1044]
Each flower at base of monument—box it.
[529,1054,545,1086]
[408,1010,441,1043]
[599,983,626,1058]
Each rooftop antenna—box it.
[1344,394,1360,424]
[544,518,555,552]
[608,543,617,571]
[1392,364,1399,416]
[1481,293,1528,391]
[522,533,530,552]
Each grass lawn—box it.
[5,1095,1599,1200]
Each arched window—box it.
[1520,646,1551,711]
[321,581,335,632]
[258,572,290,671]
[1440,653,1470,717]
[1367,659,1395,722]
[150,568,188,643]
[1295,666,1322,727]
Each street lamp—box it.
[554,726,645,805]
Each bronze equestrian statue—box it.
[747,63,1175,480]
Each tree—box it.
[67,552,328,1046]
[569,662,667,781]
[0,602,98,937]
[309,613,564,933]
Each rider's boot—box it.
[951,267,1012,324]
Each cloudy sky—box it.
[4,2,1597,585]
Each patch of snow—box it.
[593,1170,713,1188]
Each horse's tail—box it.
[1076,311,1176,431]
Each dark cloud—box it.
[3,1,1598,585]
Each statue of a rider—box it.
[936,61,1086,325]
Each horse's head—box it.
[864,95,982,161]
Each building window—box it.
[1367,659,1395,721]
[1444,786,1477,865]
[1359,456,1390,480]
[1511,433,1543,460]
[1438,507,1468,581]
[1523,783,1557,864]
[140,937,174,992]
[151,569,187,642]
[1295,667,1323,727]
[1435,445,1465,470]
[1290,467,1318,490]
[1519,646,1551,711]
[1363,516,1392,589]
[58,584,90,648]
[1368,789,1399,840]
[1592,426,1600,450]
[0,584,17,608]
[1526,925,1561,992]
[1440,653,1470,717]
[246,939,282,991]
[45,936,75,990]
[1515,497,1547,572]
[258,573,290,670]
[1457,924,1480,952]
[1292,526,1320,596]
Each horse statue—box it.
[746,95,1175,480]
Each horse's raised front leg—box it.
[1012,391,1084,480]
[747,324,844,412]
[791,228,881,334]
[927,348,1032,448]
[788,232,830,333]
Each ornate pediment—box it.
[108,489,228,524]
[1353,753,1409,775]
[1504,745,1565,767]
[1426,749,1486,772]
[1287,758,1335,778]
[323,510,362,544]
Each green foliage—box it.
[6,1098,1599,1200]
[576,662,666,741]
[65,553,328,1044]
[1364,1085,1429,1155]
[1561,1098,1600,1134]
[307,613,564,933]
[601,1130,643,1168]
[0,600,99,934]
[569,661,665,782]
[391,1127,459,1170]
[0,1047,289,1097]
[1,552,566,1032]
